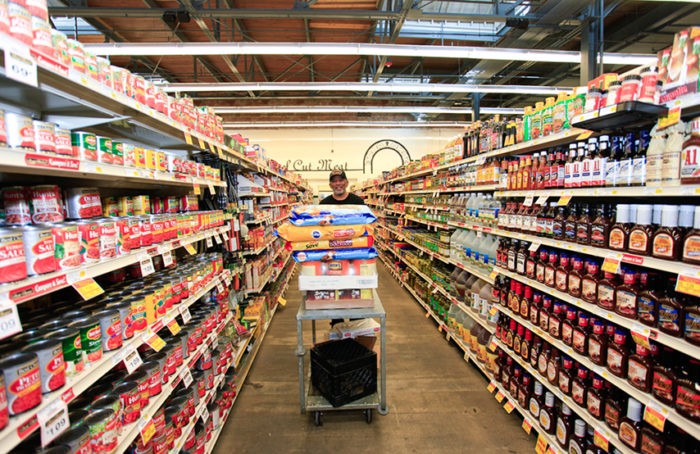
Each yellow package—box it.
[276,222,368,242]
[286,236,373,251]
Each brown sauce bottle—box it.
[520,286,532,320]
[675,358,700,423]
[615,269,639,319]
[606,329,629,378]
[549,303,564,340]
[536,249,548,283]
[597,271,618,312]
[652,205,681,260]
[562,307,577,347]
[627,343,653,392]
[637,272,661,327]
[628,204,653,256]
[576,203,592,245]
[568,255,585,297]
[529,292,542,326]
[572,313,590,356]
[581,260,600,304]
[555,253,571,293]
[591,204,612,248]
[618,398,643,451]
[558,356,575,395]
[539,391,556,434]
[571,366,589,407]
[608,204,631,251]
[587,321,608,366]
[539,297,552,333]
[545,250,558,288]
[547,350,561,385]
[604,387,624,432]
[658,277,685,338]
[521,329,533,362]
[651,347,676,406]
[555,403,574,448]
[682,205,700,264]
[553,206,566,240]
[586,374,606,420]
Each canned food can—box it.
[112,141,124,166]
[127,217,140,250]
[96,136,113,164]
[96,56,111,88]
[67,316,102,364]
[33,120,55,154]
[0,109,6,147]
[111,66,125,94]
[150,215,164,244]
[118,196,133,217]
[8,1,31,45]
[0,227,27,283]
[31,14,52,58]
[71,132,97,161]
[134,147,145,168]
[91,394,122,436]
[104,301,134,340]
[18,224,56,275]
[141,360,162,397]
[85,408,118,453]
[0,372,8,430]
[26,0,48,20]
[133,195,150,216]
[66,38,85,73]
[92,308,122,351]
[164,197,179,214]
[114,381,140,425]
[155,151,167,172]
[150,197,164,215]
[180,195,198,212]
[29,185,63,224]
[74,220,99,263]
[43,327,83,377]
[125,294,147,333]
[0,0,9,36]
[48,223,80,270]
[97,218,117,260]
[84,51,98,81]
[122,142,135,167]
[0,352,41,415]
[2,186,31,225]
[65,188,101,219]
[102,197,119,217]
[139,215,153,246]
[54,127,73,156]
[53,424,90,454]
[5,112,35,150]
[50,29,69,67]
[20,338,65,393]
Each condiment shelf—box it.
[493,265,700,359]
[0,148,225,189]
[238,192,271,198]
[383,225,450,266]
[1,224,231,304]
[404,203,450,211]
[571,101,668,131]
[381,184,498,196]
[114,312,233,454]
[244,252,292,295]
[495,300,700,439]
[492,337,638,454]
[242,236,278,256]
[495,185,700,199]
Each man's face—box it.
[329,176,348,196]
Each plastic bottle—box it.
[680,117,700,184]
[661,121,684,186]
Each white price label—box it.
[140,256,155,276]
[123,347,143,374]
[206,237,213,248]
[523,194,534,207]
[528,242,541,252]
[162,250,174,267]
[38,400,69,446]
[201,407,210,423]
[213,234,222,245]
[216,282,225,293]
[5,44,37,87]
[181,368,193,388]
[179,306,192,324]
[535,195,548,205]
[0,299,22,340]
[207,183,216,195]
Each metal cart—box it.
[295,289,388,425]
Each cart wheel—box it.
[365,409,372,424]
[314,411,322,426]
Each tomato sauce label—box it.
[7,361,41,415]
[0,232,27,283]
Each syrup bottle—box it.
[568,419,588,454]
[604,387,625,432]
[615,269,640,319]
[586,374,606,420]
[571,366,589,407]
[568,255,585,297]
[556,403,574,448]
[637,272,661,327]
[539,391,556,434]
[521,329,533,362]
[606,329,629,378]
[609,204,631,251]
[582,260,600,304]
[651,347,676,406]
[628,204,653,256]
[618,398,644,451]
[547,350,561,385]
[628,343,653,392]
[588,321,608,366]
[597,271,618,312]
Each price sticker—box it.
[207,183,216,195]
[675,270,700,297]
[179,305,192,324]
[535,435,548,454]
[201,407,210,423]
[535,195,548,206]
[487,381,496,393]
[438,324,443,333]
[216,282,225,293]
[546,447,559,454]
[488,337,498,352]
[0,298,22,340]
[193,183,201,196]
[593,428,610,452]
[503,400,515,414]
[37,400,69,446]
[184,132,193,145]
[222,231,229,242]
[5,44,38,87]
[206,237,213,248]
[523,194,534,207]
[659,106,681,129]
[143,332,166,351]
[167,318,181,335]
[214,233,222,245]
[431,286,439,294]
[425,312,430,318]
[630,324,652,350]
[557,195,572,206]
[122,347,143,374]
[278,296,287,307]
[521,417,533,434]
[643,402,669,432]
[138,415,156,445]
[576,131,593,140]
[162,250,174,268]
[72,277,104,301]
[494,390,505,403]
[489,268,499,281]
[181,368,193,388]
[184,243,197,255]
[528,242,541,252]
[140,256,155,277]
[601,255,621,274]
[197,137,207,149]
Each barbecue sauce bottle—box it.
[637,272,660,327]
[591,204,612,248]
[651,347,676,406]
[609,204,631,251]
[618,398,643,451]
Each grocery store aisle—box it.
[213,263,533,454]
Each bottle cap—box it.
[545,392,555,407]
[616,204,630,224]
[636,205,652,226]
[628,204,639,224]
[627,397,643,422]
[695,206,700,230]
[661,205,679,228]
[534,381,543,395]
[574,419,587,437]
[653,204,663,226]
[678,205,694,228]
[562,403,572,415]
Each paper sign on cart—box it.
[38,400,69,446]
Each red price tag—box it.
[601,256,621,274]
[503,400,515,413]
[72,278,104,300]
[139,415,156,445]
[495,390,505,403]
[487,381,496,393]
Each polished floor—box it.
[213,263,534,454]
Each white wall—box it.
[234,127,465,193]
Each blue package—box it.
[293,247,378,263]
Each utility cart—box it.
[295,290,388,425]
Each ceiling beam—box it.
[304,19,314,82]
[370,0,413,92]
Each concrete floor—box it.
[213,263,535,454]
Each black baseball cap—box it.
[329,169,347,181]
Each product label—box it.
[652,372,674,402]
[683,236,700,260]
[629,229,648,252]
[598,285,615,310]
[628,359,649,389]
[556,269,568,292]
[587,392,602,418]
[681,144,700,179]
[658,304,681,335]
[685,312,700,343]
[607,348,623,374]
[559,374,570,394]
[588,339,602,362]
[675,385,700,418]
[582,278,597,301]
[568,275,581,295]
[572,381,585,405]
[573,330,587,353]
[637,296,655,324]
[619,421,638,447]
[609,228,625,249]
[591,225,606,246]
[615,289,636,317]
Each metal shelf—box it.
[571,101,668,131]
[495,185,700,199]
[238,192,271,198]
[381,184,498,196]
[244,250,292,295]
[2,224,230,304]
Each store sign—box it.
[283,159,353,172]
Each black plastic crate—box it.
[310,338,377,407]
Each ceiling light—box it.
[83,42,656,66]
[223,121,470,128]
[160,82,572,95]
[213,106,522,114]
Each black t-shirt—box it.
[320,193,365,205]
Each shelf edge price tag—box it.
[197,137,207,150]
[213,233,222,245]
[179,306,192,324]
[486,381,496,393]
[181,368,193,388]
[503,400,515,414]
[184,132,193,145]
[207,182,216,195]
[630,323,652,350]
[659,106,681,129]
[557,195,572,206]
[162,250,174,268]
[277,296,287,307]
[5,44,38,87]
[601,255,621,275]
[593,428,610,452]
[138,414,156,445]
[523,194,534,207]
[206,237,213,248]
[643,402,668,432]
[184,243,197,255]
[72,277,104,301]
[535,434,548,454]
[494,390,505,403]
[167,318,181,335]
[0,296,22,340]
[37,400,69,447]
[139,256,155,277]
[488,337,498,352]
[528,242,541,252]
[535,195,548,206]
[488,268,499,281]
[122,347,143,374]
[521,417,533,434]
[675,270,700,297]
[143,332,166,351]
[193,182,201,196]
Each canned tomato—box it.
[150,215,164,244]
[96,56,111,88]
[114,217,129,255]
[67,316,102,364]
[91,395,122,436]
[33,120,55,154]
[85,408,118,453]
[2,186,30,225]
[151,432,168,454]
[92,308,122,351]
[104,301,134,340]
[102,197,118,217]
[0,372,7,430]
[74,220,99,263]
[8,1,31,45]
[180,195,198,212]
[31,15,52,57]
[142,360,162,397]
[48,223,80,270]
[0,227,27,283]
[54,423,90,454]
[133,195,150,216]
[29,185,63,224]
[20,338,65,393]
[97,218,117,260]
[44,327,83,377]
[96,136,113,164]
[117,197,133,217]
[111,141,124,166]
[71,132,97,161]
[113,381,139,425]
[134,147,145,168]
[139,216,153,247]
[0,352,41,415]
[18,224,55,275]
[65,188,101,219]
[127,370,150,409]
[155,151,167,172]
[66,38,85,73]
[127,217,140,250]
[5,112,35,150]
[54,127,72,156]
[150,197,164,215]
[50,29,69,67]
[85,51,98,81]
[125,294,147,333]
[122,143,135,167]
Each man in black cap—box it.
[320,169,365,205]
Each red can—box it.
[0,352,41,415]
[0,0,9,36]
[114,381,140,425]
[49,222,80,270]
[2,186,30,225]
[97,218,117,260]
[8,2,31,46]
[76,220,99,263]
[31,15,52,57]
[128,217,141,250]
[25,0,47,20]
[32,120,55,154]
[115,217,130,255]
[21,339,65,393]
[18,224,55,275]
[126,369,150,409]
[139,216,153,247]
[150,215,164,244]
[54,127,72,156]
[65,187,101,219]
[0,372,7,430]
[0,228,27,283]
[29,185,63,224]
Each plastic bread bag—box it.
[293,247,378,263]
[285,236,374,251]
[276,222,368,242]
[289,204,377,227]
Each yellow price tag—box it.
[425,312,430,318]
[167,319,181,335]
[208,142,216,154]
[198,137,206,149]
[184,132,193,146]
[675,271,700,297]
[503,400,515,414]
[489,268,499,281]
[193,183,201,195]
[72,278,104,300]
[139,417,156,445]
[659,106,681,129]
[488,339,498,352]
[557,195,572,206]
[144,333,166,352]
[495,390,505,403]
[522,418,533,434]
[576,131,593,140]
[278,296,287,307]
[601,256,621,275]
[535,434,548,454]
[593,429,610,452]
[184,243,196,255]
[546,447,558,454]
[487,381,496,393]
[630,325,651,350]
[643,403,668,432]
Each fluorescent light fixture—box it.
[83,42,656,66]
[160,82,572,95]
[223,121,470,128]
[213,106,522,114]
